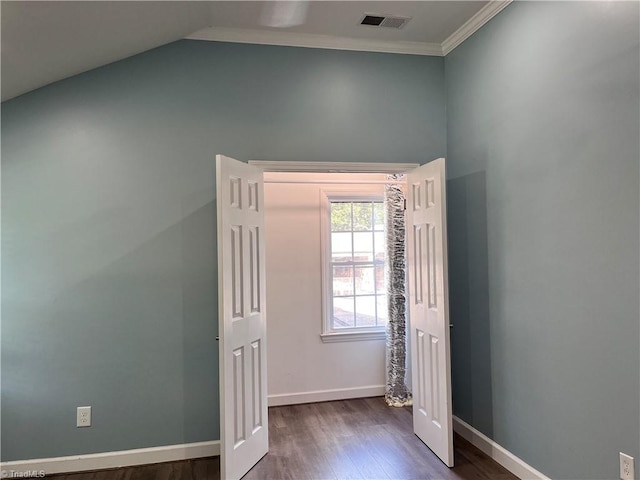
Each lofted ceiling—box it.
[1,1,505,102]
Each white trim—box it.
[0,441,220,476]
[185,2,513,59]
[249,161,419,173]
[265,179,405,185]
[453,416,551,480]
[320,330,385,343]
[441,0,513,55]
[319,189,387,339]
[186,27,443,56]
[268,385,385,407]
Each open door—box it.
[216,154,268,480]
[406,158,453,467]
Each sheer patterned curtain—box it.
[384,175,412,407]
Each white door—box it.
[407,158,453,467]
[216,154,268,480]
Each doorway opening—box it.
[217,157,452,478]
[262,169,407,407]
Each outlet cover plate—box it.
[620,452,634,480]
[77,406,91,427]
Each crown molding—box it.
[186,26,443,56]
[441,0,513,55]
[185,1,513,58]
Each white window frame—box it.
[320,189,387,343]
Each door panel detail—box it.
[412,183,422,211]
[417,329,427,416]
[426,179,435,208]
[427,223,437,309]
[230,177,241,209]
[430,335,440,426]
[248,181,259,212]
[231,226,243,319]
[249,226,260,313]
[414,225,423,305]
[251,340,263,432]
[233,347,245,447]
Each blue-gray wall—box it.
[4,4,639,477]
[446,2,639,479]
[1,40,446,461]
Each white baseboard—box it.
[453,416,551,480]
[0,440,220,476]
[268,385,385,407]
[4,410,546,478]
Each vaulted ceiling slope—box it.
[1,1,211,101]
[1,1,495,102]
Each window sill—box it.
[320,330,386,343]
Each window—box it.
[321,193,387,342]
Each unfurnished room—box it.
[1,1,639,479]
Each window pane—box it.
[376,295,388,326]
[354,267,375,295]
[375,265,385,293]
[355,296,377,327]
[374,232,385,262]
[333,266,354,296]
[353,232,373,262]
[352,202,373,231]
[331,202,352,231]
[331,232,352,262]
[327,199,388,333]
[374,203,384,231]
[333,297,355,328]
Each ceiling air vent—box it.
[360,14,411,29]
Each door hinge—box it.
[403,199,407,211]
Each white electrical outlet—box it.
[77,406,91,427]
[620,452,635,480]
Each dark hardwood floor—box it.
[49,397,517,480]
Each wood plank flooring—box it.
[49,397,517,480]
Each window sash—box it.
[327,198,385,333]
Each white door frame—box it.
[219,159,452,467]
[250,160,420,393]
[247,160,421,393]
[249,161,419,174]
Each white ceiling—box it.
[1,1,494,102]
[205,1,488,44]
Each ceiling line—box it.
[185,0,513,57]
[442,0,513,55]
[186,26,444,56]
